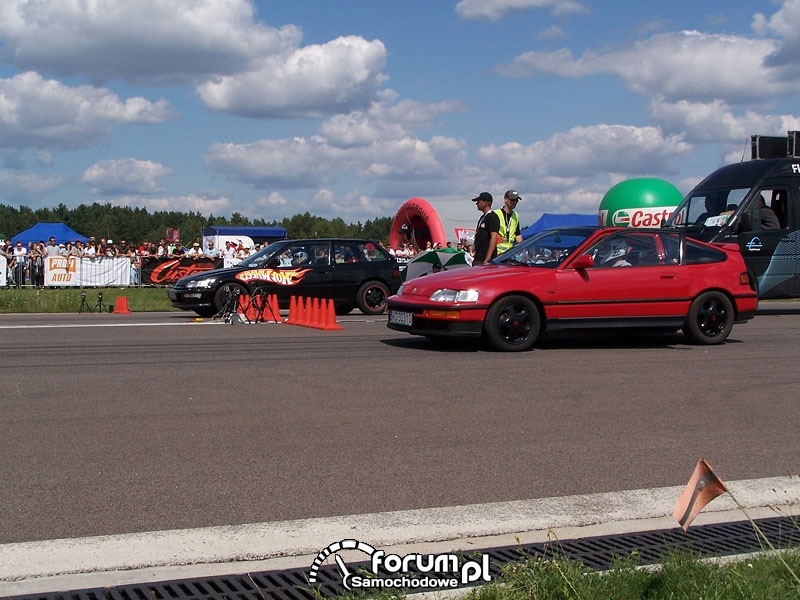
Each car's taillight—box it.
[740,272,755,290]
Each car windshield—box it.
[666,188,750,228]
[493,228,594,268]
[237,242,288,268]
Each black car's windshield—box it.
[493,228,595,268]
[237,243,284,268]
[666,188,749,228]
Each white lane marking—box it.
[0,321,219,329]
[0,476,797,585]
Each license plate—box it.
[389,310,413,326]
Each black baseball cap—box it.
[471,192,493,203]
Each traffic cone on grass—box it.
[113,296,132,314]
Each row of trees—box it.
[0,203,393,244]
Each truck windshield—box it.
[667,188,750,228]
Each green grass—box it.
[0,286,175,313]
[464,551,800,600]
[336,551,800,600]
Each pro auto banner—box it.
[44,256,131,287]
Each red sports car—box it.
[387,227,758,351]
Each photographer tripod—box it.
[78,290,106,313]
[239,287,281,323]
[78,290,91,313]
[214,286,243,324]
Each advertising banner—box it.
[44,256,131,287]
[140,256,223,286]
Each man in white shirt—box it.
[12,241,28,288]
[44,237,60,257]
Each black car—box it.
[168,239,401,317]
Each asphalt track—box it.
[0,303,798,594]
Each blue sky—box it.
[1,0,799,236]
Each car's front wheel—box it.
[213,282,247,314]
[356,281,390,315]
[683,291,734,344]
[483,295,540,351]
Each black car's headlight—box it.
[430,289,479,303]
[185,277,217,289]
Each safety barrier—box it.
[1,256,246,288]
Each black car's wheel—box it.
[356,281,389,315]
[683,291,734,345]
[483,295,540,351]
[213,282,247,314]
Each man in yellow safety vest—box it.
[494,190,523,254]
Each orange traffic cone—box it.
[287,295,298,324]
[299,296,312,326]
[308,297,321,328]
[262,293,277,323]
[113,296,132,314]
[237,294,252,321]
[321,299,343,331]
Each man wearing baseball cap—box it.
[494,189,523,254]
[471,192,500,265]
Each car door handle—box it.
[659,273,677,280]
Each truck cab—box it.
[663,134,800,298]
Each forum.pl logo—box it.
[308,539,492,592]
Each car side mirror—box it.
[267,259,280,269]
[571,254,594,270]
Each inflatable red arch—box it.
[389,197,447,250]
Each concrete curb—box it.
[1,476,798,596]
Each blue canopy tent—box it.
[202,225,287,245]
[521,213,597,239]
[11,222,90,245]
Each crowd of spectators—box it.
[0,234,266,288]
[386,240,474,264]
[3,233,478,287]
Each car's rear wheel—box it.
[356,281,389,315]
[483,295,540,351]
[683,291,734,345]
[213,282,247,314]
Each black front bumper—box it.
[168,287,214,311]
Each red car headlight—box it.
[430,289,480,303]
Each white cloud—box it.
[455,0,587,21]
[0,1,390,120]
[82,159,173,195]
[649,98,784,145]
[0,72,177,150]
[115,194,230,215]
[754,0,800,77]
[197,36,388,118]
[319,96,466,148]
[478,124,691,182]
[205,137,343,188]
[255,191,288,210]
[0,169,68,202]
[498,31,795,104]
[0,0,293,83]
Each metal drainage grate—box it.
[10,516,799,600]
